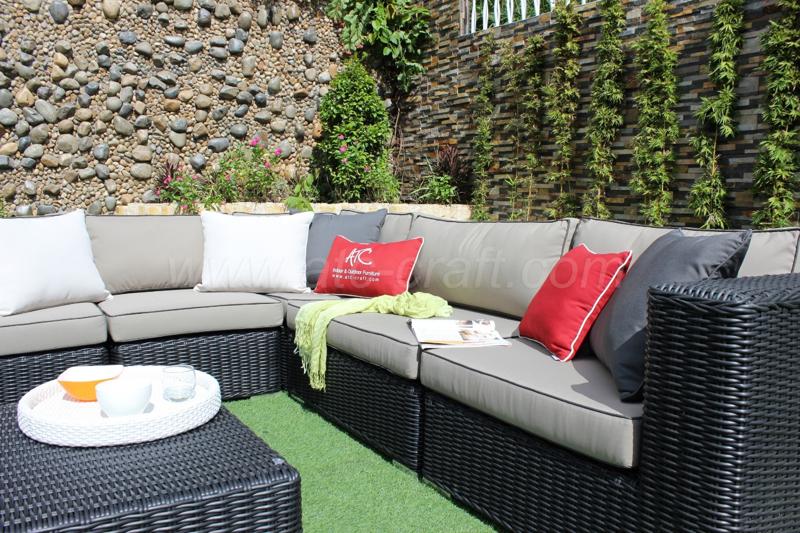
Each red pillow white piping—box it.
[561,245,633,361]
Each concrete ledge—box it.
[115,202,472,220]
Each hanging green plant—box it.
[630,0,679,227]
[544,0,583,219]
[499,36,547,220]
[752,0,800,228]
[582,0,626,219]
[470,35,497,221]
[688,0,744,229]
[326,0,431,96]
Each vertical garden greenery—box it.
[630,0,679,226]
[470,35,497,221]
[314,58,399,202]
[688,0,744,229]
[499,36,547,220]
[544,0,583,219]
[326,0,431,95]
[582,0,626,219]
[752,0,800,228]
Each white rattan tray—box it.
[17,365,221,447]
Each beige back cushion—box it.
[409,216,572,318]
[572,219,800,276]
[86,215,204,294]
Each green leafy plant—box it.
[752,0,800,228]
[413,172,458,204]
[544,0,583,219]
[210,136,286,203]
[583,0,626,219]
[0,203,7,218]
[314,58,399,202]
[630,0,679,226]
[470,34,497,221]
[326,0,431,95]
[285,174,319,212]
[155,160,210,214]
[688,0,744,229]
[499,35,547,220]
[412,143,464,205]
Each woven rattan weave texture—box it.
[1,406,301,532]
[110,329,283,400]
[0,345,108,403]
[642,274,800,532]
[285,331,423,471]
[422,391,640,532]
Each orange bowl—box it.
[57,365,124,402]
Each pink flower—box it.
[249,136,261,147]
[225,174,232,182]
[364,165,371,172]
[275,148,282,156]
[264,160,272,169]
[342,157,348,164]
[339,144,347,153]
[164,177,172,185]
[338,134,345,140]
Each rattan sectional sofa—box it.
[2,212,799,532]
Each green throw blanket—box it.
[295,292,452,390]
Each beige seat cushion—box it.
[0,303,107,357]
[409,215,573,318]
[572,218,800,275]
[287,300,519,380]
[100,289,283,342]
[421,338,643,469]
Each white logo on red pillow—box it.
[345,247,374,267]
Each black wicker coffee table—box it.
[0,405,301,532]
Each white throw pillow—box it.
[0,210,110,316]
[196,211,314,293]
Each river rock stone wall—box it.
[0,0,343,216]
[398,0,779,228]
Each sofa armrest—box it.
[640,274,800,532]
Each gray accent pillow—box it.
[306,209,387,286]
[590,229,752,401]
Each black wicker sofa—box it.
[2,212,800,532]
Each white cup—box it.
[96,378,152,417]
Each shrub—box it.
[412,158,458,204]
[209,136,286,203]
[155,160,209,214]
[430,143,470,202]
[314,58,399,202]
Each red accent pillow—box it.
[520,244,632,361]
[315,236,424,297]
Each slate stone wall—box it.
[397,0,780,228]
[0,0,343,216]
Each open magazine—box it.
[410,319,511,348]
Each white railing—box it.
[466,0,589,34]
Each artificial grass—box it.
[227,392,495,533]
